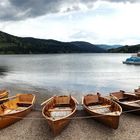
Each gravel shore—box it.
[0,83,140,140]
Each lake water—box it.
[0,53,139,94]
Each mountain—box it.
[70,41,106,53]
[96,44,122,50]
[108,44,140,53]
[0,31,106,54]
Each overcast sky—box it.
[0,0,140,45]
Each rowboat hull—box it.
[0,93,35,129]
[115,101,140,115]
[0,107,32,129]
[110,91,140,115]
[46,111,76,135]
[84,107,120,129]
[42,95,77,136]
[123,61,140,65]
[82,94,122,129]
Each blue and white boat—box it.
[123,52,140,65]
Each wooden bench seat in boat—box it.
[88,105,120,115]
[84,95,99,105]
[49,107,72,120]
[88,105,111,110]
[49,107,72,112]
[17,102,32,107]
[88,105,112,114]
[3,107,27,115]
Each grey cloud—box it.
[0,0,63,21]
[0,0,139,21]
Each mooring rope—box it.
[1,107,140,120]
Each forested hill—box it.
[108,45,140,53]
[0,31,106,54]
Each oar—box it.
[31,95,36,104]
[41,96,55,106]
[0,95,18,101]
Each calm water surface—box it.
[0,53,139,94]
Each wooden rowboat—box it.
[110,90,140,114]
[0,93,35,129]
[0,90,9,103]
[42,95,78,135]
[82,93,122,129]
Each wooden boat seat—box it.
[4,109,21,114]
[88,105,112,114]
[49,107,72,120]
[93,108,121,115]
[55,96,70,105]
[84,95,99,105]
[49,107,72,112]
[88,105,111,110]
[17,102,32,107]
[105,111,120,115]
[94,108,111,114]
[3,107,27,115]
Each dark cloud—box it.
[0,0,62,21]
[0,0,139,21]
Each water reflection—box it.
[0,66,9,76]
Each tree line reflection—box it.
[0,66,8,76]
